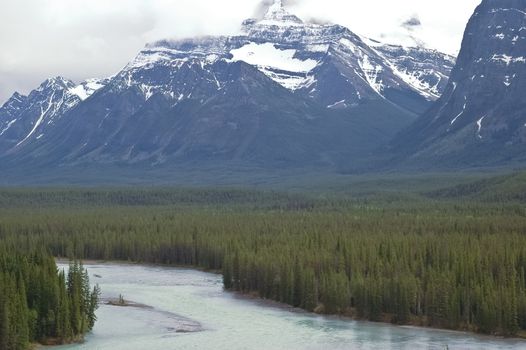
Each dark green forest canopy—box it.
[0,171,526,344]
[0,254,99,350]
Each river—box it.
[51,263,526,350]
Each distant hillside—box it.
[428,171,526,202]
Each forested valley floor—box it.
[1,172,526,349]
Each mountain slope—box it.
[4,61,414,170]
[390,0,526,168]
[0,77,105,153]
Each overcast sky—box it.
[0,0,481,104]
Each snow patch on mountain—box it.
[358,55,384,95]
[230,43,318,73]
[69,79,105,101]
[0,119,17,136]
[125,48,188,71]
[450,96,467,126]
[476,115,486,139]
[491,54,526,65]
[393,68,444,99]
[327,100,347,109]
[16,92,56,146]
[230,42,318,90]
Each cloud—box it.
[283,0,301,6]
[402,15,422,30]
[253,0,274,19]
[252,0,301,19]
[306,17,333,26]
[0,0,481,104]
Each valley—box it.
[1,0,526,349]
[2,172,526,345]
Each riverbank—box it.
[230,285,526,341]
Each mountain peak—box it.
[38,76,75,92]
[1,91,27,110]
[257,0,303,27]
[11,92,26,101]
[240,1,304,34]
[270,0,283,8]
[265,0,284,14]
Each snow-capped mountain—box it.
[390,0,526,168]
[0,77,106,152]
[113,0,454,112]
[0,0,455,178]
[372,42,453,101]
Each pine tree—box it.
[87,285,100,331]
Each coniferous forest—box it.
[0,253,100,350]
[1,173,526,348]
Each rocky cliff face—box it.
[391,0,526,168]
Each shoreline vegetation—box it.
[234,286,526,341]
[0,257,100,350]
[1,172,526,347]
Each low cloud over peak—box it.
[0,0,480,103]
